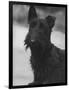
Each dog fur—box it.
[24,6,65,85]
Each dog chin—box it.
[24,40,44,52]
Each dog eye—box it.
[31,21,37,28]
[39,23,44,28]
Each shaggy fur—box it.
[24,6,65,85]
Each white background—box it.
[0,0,68,90]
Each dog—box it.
[24,6,65,85]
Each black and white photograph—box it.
[9,1,67,89]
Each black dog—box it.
[24,6,65,85]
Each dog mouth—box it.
[24,39,42,50]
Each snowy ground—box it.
[13,23,65,86]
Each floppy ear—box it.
[28,6,38,24]
[46,15,56,28]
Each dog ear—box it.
[28,6,38,24]
[46,16,56,28]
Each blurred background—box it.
[13,5,65,86]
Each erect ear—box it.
[46,15,56,28]
[28,6,38,24]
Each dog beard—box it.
[24,40,44,56]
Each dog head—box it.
[24,6,56,50]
